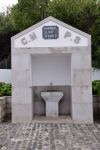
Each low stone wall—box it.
[0,97,6,122]
[0,96,11,122]
[6,96,12,119]
[93,96,100,120]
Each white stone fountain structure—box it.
[11,16,93,123]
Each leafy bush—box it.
[92,80,100,96]
[0,82,12,96]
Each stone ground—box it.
[0,121,100,150]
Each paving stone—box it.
[0,123,100,150]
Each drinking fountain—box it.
[41,91,63,117]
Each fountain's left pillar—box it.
[12,54,33,123]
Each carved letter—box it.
[74,36,81,44]
[64,31,71,38]
[21,37,27,45]
[29,32,37,41]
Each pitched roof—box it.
[12,16,91,40]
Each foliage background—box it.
[92,80,100,96]
[0,0,100,68]
[0,82,12,96]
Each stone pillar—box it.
[12,54,33,122]
[71,47,93,123]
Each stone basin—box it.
[41,92,63,102]
[41,92,63,117]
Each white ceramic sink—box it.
[41,92,63,117]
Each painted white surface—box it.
[14,21,88,48]
[32,54,71,86]
[0,69,11,83]
[92,69,100,81]
[0,69,100,84]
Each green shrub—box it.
[92,80,100,96]
[0,82,12,96]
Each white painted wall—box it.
[92,69,100,81]
[32,54,71,86]
[0,69,11,83]
[0,68,100,84]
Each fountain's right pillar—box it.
[71,46,93,123]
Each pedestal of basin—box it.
[41,92,63,117]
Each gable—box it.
[12,17,90,48]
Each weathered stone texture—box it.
[0,97,6,122]
[0,97,11,122]
[0,123,100,150]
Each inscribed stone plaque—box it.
[42,26,59,39]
